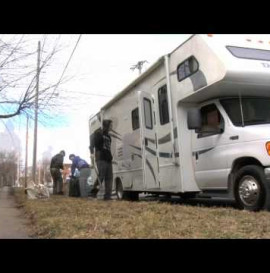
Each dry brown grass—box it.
[14,189,270,239]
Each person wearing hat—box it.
[69,154,90,198]
[50,150,65,195]
[89,119,113,200]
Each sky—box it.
[1,34,270,166]
[0,34,192,165]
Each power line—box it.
[52,35,82,95]
[65,90,112,97]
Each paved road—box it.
[0,186,30,239]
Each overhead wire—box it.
[52,34,82,95]
[40,35,82,112]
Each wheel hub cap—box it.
[239,175,260,206]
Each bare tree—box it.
[0,35,68,121]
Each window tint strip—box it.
[227,46,270,61]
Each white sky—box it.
[0,34,192,165]
[1,34,270,165]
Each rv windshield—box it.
[220,98,270,126]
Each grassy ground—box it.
[14,188,270,239]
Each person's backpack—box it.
[69,177,80,197]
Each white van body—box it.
[89,34,270,210]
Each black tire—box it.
[116,180,124,200]
[115,180,139,201]
[234,165,266,211]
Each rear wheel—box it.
[115,180,139,201]
[116,180,124,200]
[234,165,266,211]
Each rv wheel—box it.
[234,165,266,212]
[116,180,124,200]
[115,180,139,201]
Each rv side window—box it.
[132,108,140,130]
[158,85,170,125]
[196,104,224,138]
[143,98,153,129]
[177,56,199,82]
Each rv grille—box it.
[227,46,270,61]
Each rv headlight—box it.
[266,142,270,156]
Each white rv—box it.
[89,34,270,211]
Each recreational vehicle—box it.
[89,34,270,211]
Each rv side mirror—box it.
[187,108,202,130]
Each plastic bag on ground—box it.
[26,181,50,199]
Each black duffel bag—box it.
[69,176,81,197]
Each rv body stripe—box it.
[145,137,156,144]
[192,147,214,156]
[130,145,142,151]
[158,133,171,144]
[173,127,178,138]
[190,70,207,91]
[111,129,121,136]
[130,153,156,185]
[132,153,142,159]
[158,152,179,158]
[145,158,157,184]
[158,128,178,145]
[110,134,122,141]
[145,146,157,156]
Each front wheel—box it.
[234,165,266,211]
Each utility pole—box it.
[25,115,29,189]
[130,60,148,75]
[32,41,41,184]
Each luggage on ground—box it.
[69,176,80,197]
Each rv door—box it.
[138,91,160,190]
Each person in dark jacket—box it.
[90,119,113,200]
[50,150,65,195]
[69,154,90,198]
